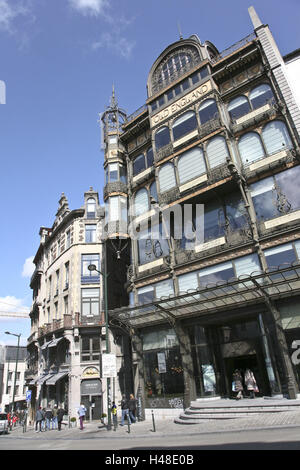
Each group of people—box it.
[112,394,137,429]
[232,368,259,399]
[35,405,66,432]
[7,410,26,428]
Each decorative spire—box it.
[110,83,117,109]
[177,21,183,40]
[248,6,263,29]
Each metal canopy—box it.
[36,373,55,385]
[41,340,53,350]
[48,337,64,348]
[109,263,300,329]
[45,371,68,385]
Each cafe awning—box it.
[46,371,68,385]
[48,337,64,348]
[36,373,55,385]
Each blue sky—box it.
[0,0,299,345]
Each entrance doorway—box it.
[224,354,268,397]
[81,395,102,421]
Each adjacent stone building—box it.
[106,7,300,418]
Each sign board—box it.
[102,353,117,378]
[26,390,32,402]
[157,352,167,374]
[80,379,102,395]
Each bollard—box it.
[127,416,131,434]
[151,410,156,432]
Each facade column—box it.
[131,331,145,421]
[174,320,196,409]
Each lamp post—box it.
[87,262,111,431]
[5,332,21,414]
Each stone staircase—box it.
[174,398,300,424]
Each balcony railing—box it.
[210,33,256,64]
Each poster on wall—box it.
[157,352,167,373]
[102,353,117,378]
[202,364,216,393]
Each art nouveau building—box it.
[26,190,131,422]
[106,7,300,416]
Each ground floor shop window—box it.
[189,325,217,396]
[142,328,184,408]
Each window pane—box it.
[199,262,235,286]
[238,132,265,165]
[249,84,275,109]
[159,163,176,192]
[178,271,198,292]
[147,148,154,167]
[134,188,149,216]
[199,99,218,124]
[109,163,118,182]
[155,127,170,150]
[234,254,262,277]
[250,177,279,221]
[206,136,229,168]
[155,279,174,299]
[228,96,251,120]
[191,71,199,84]
[275,166,300,212]
[204,201,225,241]
[85,225,96,243]
[137,286,154,304]
[178,147,206,184]
[120,164,127,183]
[109,197,119,221]
[150,181,158,202]
[225,193,249,230]
[262,120,292,154]
[172,111,197,141]
[264,243,296,269]
[133,154,146,176]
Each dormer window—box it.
[87,198,96,219]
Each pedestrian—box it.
[232,369,244,400]
[57,406,66,431]
[128,394,137,423]
[77,404,87,430]
[52,405,58,429]
[111,402,118,431]
[35,407,44,433]
[41,407,46,431]
[244,368,259,398]
[45,406,53,430]
[120,395,131,426]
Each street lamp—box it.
[5,331,21,414]
[87,262,111,431]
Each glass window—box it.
[199,99,218,124]
[137,222,170,265]
[137,285,154,304]
[172,111,197,141]
[178,271,198,292]
[191,71,199,84]
[228,96,251,120]
[87,198,96,218]
[167,89,174,101]
[133,154,146,176]
[81,254,100,281]
[233,253,262,277]
[81,335,100,361]
[249,84,275,110]
[81,288,100,317]
[204,201,225,242]
[134,188,149,216]
[146,147,154,167]
[150,181,158,203]
[262,120,292,155]
[158,162,176,192]
[250,177,278,221]
[85,224,96,243]
[275,166,300,212]
[174,84,181,96]
[264,243,297,269]
[200,67,209,79]
[158,96,165,107]
[108,163,118,182]
[120,164,127,183]
[206,136,229,168]
[225,193,249,230]
[182,78,189,91]
[177,147,206,184]
[199,262,235,287]
[155,126,170,150]
[238,132,265,165]
[108,196,127,222]
[151,102,157,112]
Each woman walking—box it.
[232,369,244,400]
[245,368,259,398]
[77,404,87,430]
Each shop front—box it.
[80,367,102,420]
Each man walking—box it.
[120,395,131,426]
[52,405,58,429]
[35,407,44,433]
[57,406,65,431]
[45,406,53,430]
[77,404,87,430]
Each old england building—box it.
[28,6,300,421]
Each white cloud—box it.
[22,256,35,278]
[0,296,30,314]
[0,0,30,33]
[92,32,135,59]
[69,0,108,16]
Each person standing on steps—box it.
[232,369,244,400]
[245,368,259,398]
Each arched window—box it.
[159,163,176,193]
[172,111,197,141]
[87,198,96,218]
[155,126,170,150]
[199,99,218,124]
[249,84,275,110]
[160,52,192,84]
[238,132,265,165]
[228,96,251,120]
[134,188,149,216]
[262,120,292,155]
[178,147,206,184]
[133,154,146,176]
[206,136,229,169]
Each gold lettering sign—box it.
[150,81,212,127]
[82,367,99,378]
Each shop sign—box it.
[102,353,117,378]
[157,352,167,374]
[80,379,102,395]
[82,367,99,379]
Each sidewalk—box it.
[8,405,300,440]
